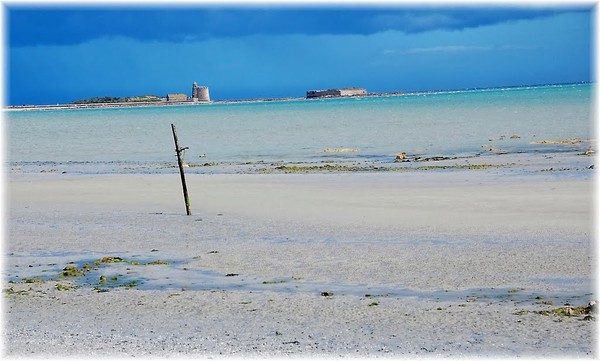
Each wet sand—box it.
[4,165,596,357]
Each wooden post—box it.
[171,124,191,215]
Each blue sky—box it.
[5,3,594,105]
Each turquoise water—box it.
[6,83,593,174]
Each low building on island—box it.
[306,87,367,99]
[166,93,188,102]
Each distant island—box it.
[7,82,213,110]
[72,82,210,105]
[6,84,409,111]
[72,95,162,104]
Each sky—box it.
[4,2,595,105]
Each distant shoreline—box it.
[4,92,406,112]
[4,81,589,111]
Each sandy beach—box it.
[3,161,596,357]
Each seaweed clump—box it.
[517,301,597,320]
[61,265,85,277]
[541,302,596,318]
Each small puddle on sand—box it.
[5,251,593,305]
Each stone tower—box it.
[192,82,210,102]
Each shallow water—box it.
[6,83,593,174]
[7,250,592,307]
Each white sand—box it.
[3,167,596,357]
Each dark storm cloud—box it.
[7,5,590,47]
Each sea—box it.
[5,83,594,175]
